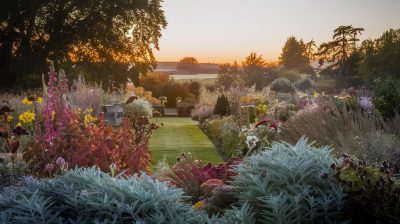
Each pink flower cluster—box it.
[39,63,72,153]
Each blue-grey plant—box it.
[0,167,208,224]
[230,137,345,223]
[215,202,256,224]
[270,77,295,93]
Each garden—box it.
[1,1,400,223]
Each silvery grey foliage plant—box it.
[230,137,345,223]
[0,167,208,224]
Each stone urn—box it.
[101,104,123,127]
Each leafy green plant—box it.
[372,77,400,119]
[334,155,400,223]
[231,137,345,223]
[0,167,208,223]
[270,78,295,93]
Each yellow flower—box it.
[7,115,13,122]
[22,97,33,105]
[37,97,43,104]
[19,111,35,124]
[192,201,205,210]
[257,104,268,114]
[16,122,22,127]
[313,91,319,98]
[84,113,96,127]
[85,108,93,113]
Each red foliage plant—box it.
[23,66,156,177]
[24,112,155,177]
[162,155,241,203]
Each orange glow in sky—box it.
[154,0,400,64]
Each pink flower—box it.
[45,163,55,172]
[56,157,65,166]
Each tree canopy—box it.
[242,52,267,91]
[279,36,309,69]
[0,0,167,89]
[358,29,400,81]
[177,57,200,73]
[317,25,364,71]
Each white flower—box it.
[245,135,259,150]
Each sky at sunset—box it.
[154,0,400,64]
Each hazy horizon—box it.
[155,0,400,64]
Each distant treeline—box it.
[156,62,219,74]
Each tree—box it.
[187,81,201,98]
[317,25,364,72]
[359,29,400,81]
[0,0,167,89]
[317,25,364,88]
[304,39,317,62]
[279,36,309,69]
[214,94,230,116]
[242,52,267,90]
[177,57,200,74]
[216,61,241,90]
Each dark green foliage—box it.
[0,0,167,89]
[231,138,345,223]
[334,155,400,223]
[270,78,295,93]
[359,29,400,81]
[0,167,208,224]
[372,77,400,119]
[318,25,364,71]
[214,94,230,116]
[295,77,314,92]
[279,36,310,70]
[242,53,268,91]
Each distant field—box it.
[149,117,223,166]
[170,73,218,80]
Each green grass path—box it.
[149,117,223,165]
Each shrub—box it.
[24,114,155,177]
[372,77,400,119]
[334,155,400,223]
[204,118,224,144]
[202,116,241,157]
[295,77,314,92]
[353,131,400,168]
[0,167,208,223]
[124,98,153,117]
[278,102,400,164]
[160,154,241,203]
[278,68,302,82]
[191,104,214,124]
[231,137,345,223]
[214,94,230,116]
[217,203,256,224]
[220,116,240,156]
[270,78,295,93]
